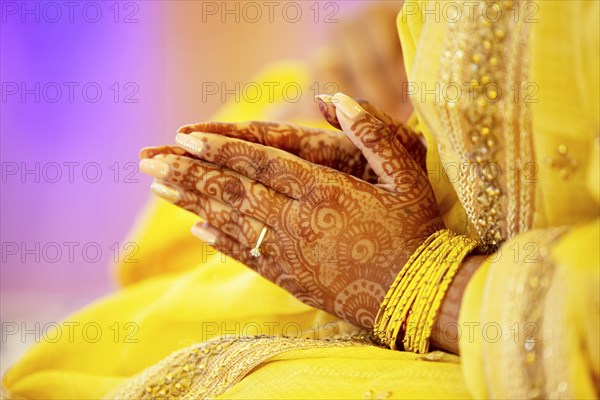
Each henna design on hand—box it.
[140,92,442,329]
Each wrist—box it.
[373,230,478,352]
[429,254,487,354]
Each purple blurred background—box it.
[2,1,165,295]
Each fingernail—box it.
[139,158,169,179]
[315,94,334,103]
[150,181,181,202]
[176,133,203,154]
[332,92,365,120]
[191,222,217,244]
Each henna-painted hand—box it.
[173,95,426,184]
[140,93,442,330]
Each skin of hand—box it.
[140,92,443,330]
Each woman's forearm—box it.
[429,254,487,354]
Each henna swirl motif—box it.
[337,221,394,269]
[297,185,361,241]
[334,279,386,328]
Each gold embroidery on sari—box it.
[107,334,376,399]
[436,0,536,252]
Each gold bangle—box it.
[388,235,447,349]
[373,230,478,353]
[405,234,477,353]
[423,237,476,352]
[374,230,446,348]
[408,235,476,352]
[373,230,443,346]
[404,239,451,350]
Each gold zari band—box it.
[373,230,478,353]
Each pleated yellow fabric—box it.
[400,1,599,396]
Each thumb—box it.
[328,92,427,196]
[316,94,427,171]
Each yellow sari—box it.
[3,1,598,398]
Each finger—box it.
[356,99,401,131]
[149,180,277,249]
[139,145,190,160]
[190,221,265,271]
[175,132,320,199]
[140,155,290,223]
[178,120,359,171]
[178,120,309,144]
[316,95,426,169]
[356,99,427,171]
[317,94,396,131]
[178,121,335,155]
[332,92,428,195]
[191,222,282,282]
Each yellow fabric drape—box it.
[399,0,599,397]
[3,1,599,399]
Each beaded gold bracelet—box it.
[373,230,478,352]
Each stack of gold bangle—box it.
[373,229,478,353]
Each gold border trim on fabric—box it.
[106,334,376,399]
[435,0,536,252]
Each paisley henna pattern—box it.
[334,279,386,329]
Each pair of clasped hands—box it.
[139,93,443,330]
